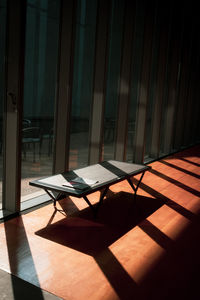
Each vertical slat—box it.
[183,50,195,146]
[3,0,26,212]
[89,0,110,165]
[53,0,75,173]
[150,3,170,158]
[162,3,184,154]
[115,0,135,161]
[192,47,200,144]
[126,0,146,162]
[173,4,192,150]
[183,9,196,147]
[134,1,155,163]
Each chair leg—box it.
[23,144,26,160]
[48,137,52,156]
[33,143,35,162]
[39,140,42,158]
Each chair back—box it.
[22,127,41,139]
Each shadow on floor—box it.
[35,192,165,300]
[0,269,62,300]
[35,192,163,256]
[139,216,200,300]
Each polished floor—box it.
[0,268,61,300]
[0,145,200,300]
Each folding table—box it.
[29,160,151,217]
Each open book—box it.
[62,177,98,190]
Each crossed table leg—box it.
[45,171,145,218]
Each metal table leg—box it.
[127,171,145,200]
[83,186,109,218]
[45,189,65,207]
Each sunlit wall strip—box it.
[115,0,135,161]
[173,6,193,151]
[126,0,145,163]
[54,0,75,173]
[3,0,26,212]
[89,0,110,165]
[133,1,155,163]
[150,3,171,159]
[161,2,183,155]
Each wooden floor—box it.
[0,145,200,300]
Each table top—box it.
[29,160,151,197]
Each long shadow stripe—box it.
[132,178,199,222]
[4,216,44,299]
[160,160,200,179]
[94,248,143,300]
[138,219,174,250]
[149,168,200,198]
[179,157,200,168]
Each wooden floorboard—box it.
[0,145,200,300]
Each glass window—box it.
[145,5,170,161]
[69,0,98,169]
[144,12,160,161]
[0,0,7,209]
[21,0,60,202]
[126,1,145,162]
[103,0,124,161]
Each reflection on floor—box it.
[0,269,61,300]
[0,145,200,300]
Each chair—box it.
[127,121,135,146]
[104,118,115,142]
[48,127,54,156]
[22,127,43,162]
[23,119,31,128]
